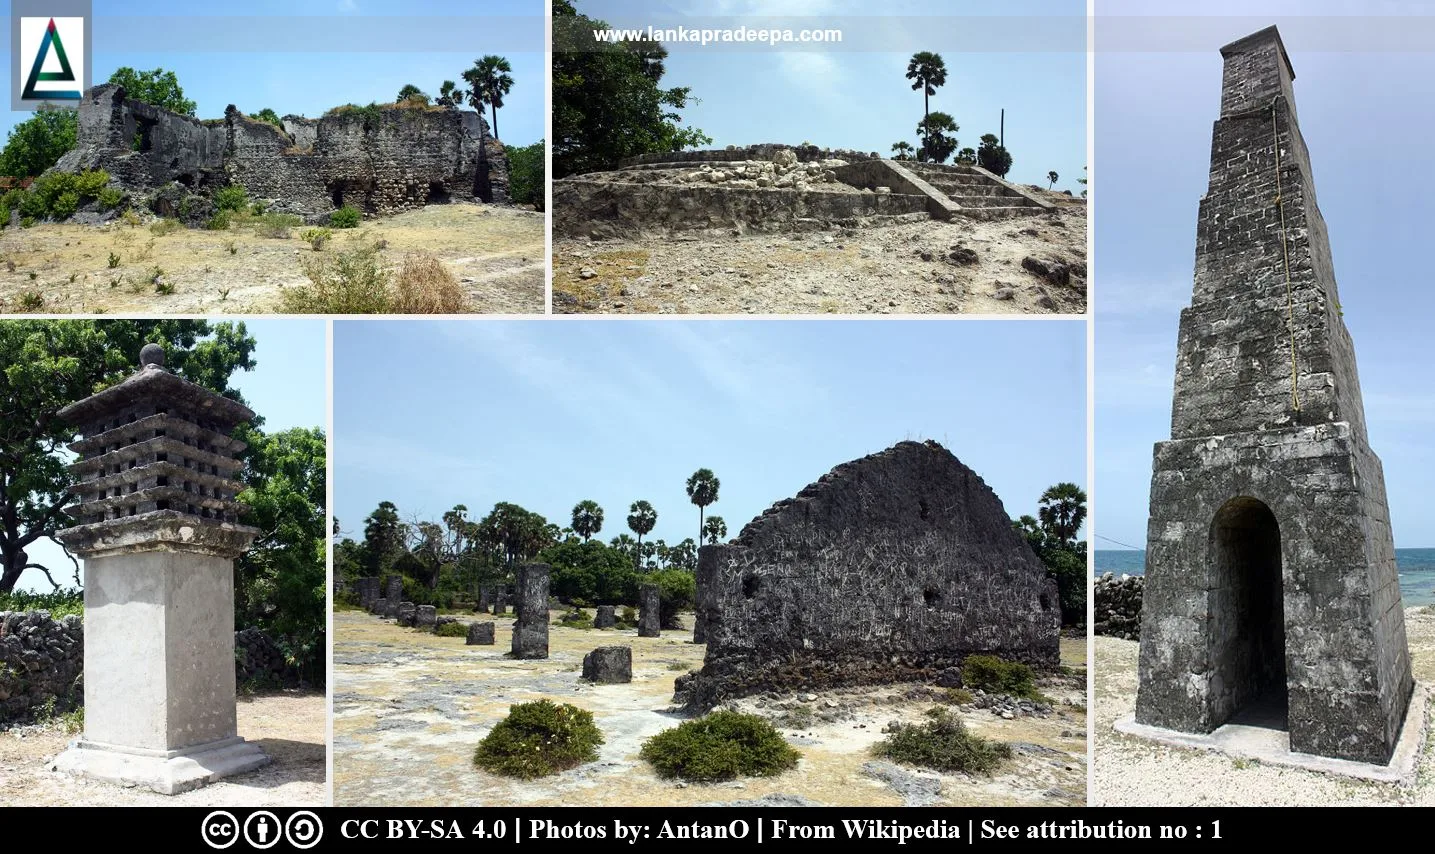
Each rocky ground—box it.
[553,193,1085,315]
[332,610,1086,806]
[1092,606,1435,806]
[0,203,544,314]
[0,690,325,806]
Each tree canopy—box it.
[1014,482,1088,626]
[553,0,711,178]
[106,66,197,116]
[0,107,77,179]
[463,55,514,140]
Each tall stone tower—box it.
[52,344,270,793]
[1134,27,1414,764]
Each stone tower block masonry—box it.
[1134,26,1414,765]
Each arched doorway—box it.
[1208,496,1286,729]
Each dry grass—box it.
[392,253,466,313]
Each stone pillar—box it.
[694,545,718,644]
[415,605,437,628]
[492,586,506,616]
[511,563,550,659]
[467,622,496,645]
[594,605,616,629]
[1134,26,1414,765]
[477,586,491,612]
[385,576,403,606]
[397,602,416,627]
[52,344,269,794]
[372,597,387,615]
[638,584,661,638]
[358,577,379,610]
[582,646,633,684]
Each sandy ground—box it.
[1092,606,1435,806]
[332,610,1086,807]
[0,203,545,314]
[0,690,326,806]
[553,196,1086,315]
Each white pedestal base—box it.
[51,735,270,795]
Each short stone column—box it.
[415,605,437,628]
[511,563,550,659]
[595,605,616,629]
[385,576,403,607]
[397,601,416,627]
[52,344,269,794]
[582,646,633,683]
[466,622,496,645]
[492,586,506,615]
[372,597,388,615]
[357,577,379,610]
[477,586,492,612]
[638,584,661,638]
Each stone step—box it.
[948,193,1038,209]
[953,205,1045,221]
[925,179,1009,197]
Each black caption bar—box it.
[5,806,1371,850]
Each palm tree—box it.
[685,468,720,546]
[571,499,604,542]
[1037,483,1087,544]
[905,51,948,162]
[436,79,465,108]
[463,55,514,140]
[396,83,427,104]
[890,141,914,161]
[1047,170,1059,190]
[626,500,658,570]
[702,516,727,545]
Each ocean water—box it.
[1094,549,1435,607]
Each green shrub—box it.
[944,687,975,705]
[0,588,83,619]
[206,210,231,230]
[107,251,120,268]
[330,205,361,228]
[555,609,593,629]
[872,707,1011,774]
[280,246,391,314]
[961,654,1044,701]
[640,710,800,782]
[16,291,44,311]
[650,568,696,630]
[474,700,604,779]
[74,170,109,198]
[213,185,250,212]
[435,621,468,638]
[300,227,332,250]
[149,217,182,236]
[51,191,79,218]
[616,605,638,629]
[97,187,124,211]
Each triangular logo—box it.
[22,18,81,101]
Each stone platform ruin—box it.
[678,440,1060,711]
[1132,26,1420,770]
[554,143,1052,238]
[53,84,509,223]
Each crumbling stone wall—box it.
[1094,574,1143,640]
[0,611,83,723]
[680,440,1060,711]
[53,83,510,220]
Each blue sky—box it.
[18,319,327,593]
[333,320,1086,552]
[1096,1,1435,548]
[2,0,544,144]
[575,0,1086,190]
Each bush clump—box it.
[640,710,800,782]
[961,654,1044,701]
[300,227,332,250]
[97,186,124,211]
[872,707,1011,774]
[474,700,604,779]
[434,621,468,638]
[282,246,390,313]
[0,588,84,619]
[555,608,593,629]
[213,185,250,212]
[149,217,183,236]
[330,205,361,228]
[4,170,111,222]
[254,211,301,239]
[392,252,466,313]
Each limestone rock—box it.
[581,646,633,684]
[466,622,496,645]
